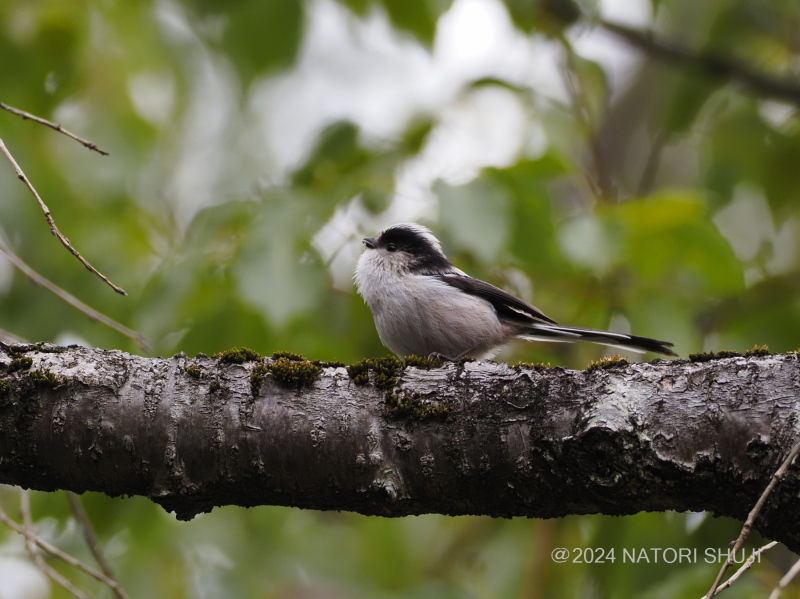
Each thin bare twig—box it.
[768,556,800,599]
[0,500,120,590]
[20,491,91,599]
[699,541,778,598]
[705,440,800,597]
[0,245,148,350]
[0,102,109,155]
[0,138,127,295]
[67,492,131,599]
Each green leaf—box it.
[505,0,580,35]
[291,119,431,213]
[608,192,744,296]
[663,71,724,135]
[292,122,370,189]
[186,0,303,83]
[378,0,437,46]
[338,0,372,16]
[487,155,570,277]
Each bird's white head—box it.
[356,223,451,277]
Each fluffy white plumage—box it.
[355,223,676,360]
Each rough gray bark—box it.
[1,344,799,550]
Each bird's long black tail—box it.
[521,323,677,356]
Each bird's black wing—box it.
[436,272,677,356]
[435,273,558,325]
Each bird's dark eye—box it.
[387,243,397,252]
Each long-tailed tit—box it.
[354,223,676,360]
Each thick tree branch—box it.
[0,344,799,552]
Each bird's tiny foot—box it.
[428,348,474,362]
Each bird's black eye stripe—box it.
[376,224,453,272]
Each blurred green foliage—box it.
[1,0,800,597]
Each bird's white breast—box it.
[355,251,510,358]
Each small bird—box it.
[355,223,676,360]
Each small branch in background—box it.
[768,556,800,599]
[0,102,109,156]
[67,492,130,599]
[600,20,800,106]
[20,491,91,599]
[700,541,778,598]
[0,500,118,590]
[0,245,148,351]
[705,440,800,597]
[556,35,617,203]
[0,327,26,345]
[636,129,670,197]
[0,139,127,295]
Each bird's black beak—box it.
[362,237,377,249]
